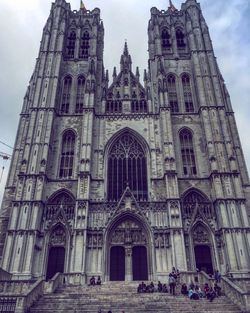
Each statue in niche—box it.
[50,225,66,246]
[192,225,210,244]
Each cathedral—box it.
[0,0,250,283]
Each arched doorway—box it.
[192,224,214,275]
[108,217,149,281]
[46,224,66,280]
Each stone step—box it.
[29,284,241,313]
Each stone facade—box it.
[0,0,250,282]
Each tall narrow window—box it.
[176,29,185,48]
[108,132,148,201]
[61,76,72,114]
[75,76,85,113]
[182,74,194,112]
[161,29,171,49]
[66,31,76,58]
[59,130,75,178]
[80,31,90,59]
[167,74,179,113]
[180,129,197,176]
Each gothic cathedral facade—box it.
[0,0,250,282]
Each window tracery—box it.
[180,129,197,176]
[182,74,194,112]
[66,31,76,58]
[167,74,179,113]
[59,130,75,178]
[61,76,72,114]
[176,29,185,48]
[75,76,85,113]
[107,132,148,201]
[80,31,90,59]
[161,29,171,49]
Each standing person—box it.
[168,273,176,296]
[214,270,221,283]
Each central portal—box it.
[108,217,149,281]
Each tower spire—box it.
[80,0,87,12]
[169,0,178,12]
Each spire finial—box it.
[169,0,178,12]
[80,0,87,12]
[123,40,129,56]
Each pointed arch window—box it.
[161,28,171,49]
[167,74,179,113]
[176,29,185,48]
[107,132,148,201]
[80,31,90,59]
[61,76,72,114]
[75,76,85,113]
[180,129,197,176]
[182,74,194,112]
[59,130,75,178]
[181,191,212,220]
[66,31,76,58]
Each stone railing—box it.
[180,271,213,286]
[0,268,12,281]
[43,272,63,294]
[221,276,250,311]
[0,281,34,295]
[62,272,86,285]
[14,278,44,313]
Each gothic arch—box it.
[47,188,76,205]
[189,221,217,273]
[104,128,150,201]
[103,212,154,281]
[43,222,71,280]
[181,188,213,224]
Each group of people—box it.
[137,281,168,293]
[137,267,222,302]
[89,275,102,286]
[181,280,221,302]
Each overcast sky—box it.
[0,0,249,203]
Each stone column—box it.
[125,246,132,281]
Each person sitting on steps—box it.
[90,276,95,286]
[96,276,101,285]
[181,283,188,296]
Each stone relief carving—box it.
[87,232,103,248]
[110,220,147,245]
[192,225,210,244]
[154,231,170,248]
[50,225,66,246]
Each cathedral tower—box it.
[0,0,249,281]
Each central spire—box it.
[80,0,87,12]
[120,41,132,72]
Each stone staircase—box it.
[29,282,242,313]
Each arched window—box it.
[167,74,179,113]
[80,31,90,59]
[66,31,76,58]
[107,132,148,201]
[180,129,197,176]
[75,76,85,113]
[161,29,171,48]
[182,74,194,112]
[61,76,72,114]
[59,130,75,178]
[176,29,185,48]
